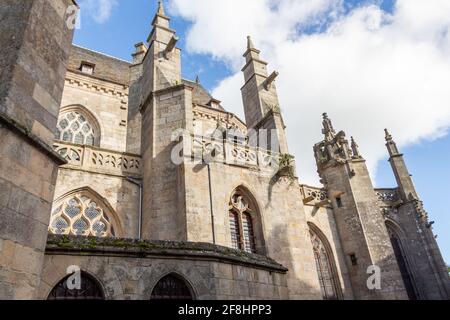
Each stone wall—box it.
[303,203,354,299]
[61,70,129,152]
[37,236,288,300]
[179,159,323,299]
[0,0,76,299]
[53,168,140,239]
[320,159,408,299]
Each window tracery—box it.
[57,111,97,146]
[49,193,115,237]
[309,228,341,300]
[228,190,257,253]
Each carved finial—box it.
[385,128,393,142]
[247,36,255,50]
[322,113,336,140]
[351,136,361,157]
[195,75,200,84]
[157,0,165,15]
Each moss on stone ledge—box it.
[46,235,287,272]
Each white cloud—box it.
[171,0,450,185]
[79,0,118,23]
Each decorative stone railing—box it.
[375,188,401,206]
[300,185,330,207]
[182,134,279,173]
[53,141,141,178]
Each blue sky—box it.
[73,0,449,264]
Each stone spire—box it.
[157,0,165,15]
[150,0,171,30]
[247,35,255,50]
[351,136,361,158]
[385,128,393,141]
[240,35,286,153]
[384,128,418,200]
[385,128,400,156]
[144,0,180,91]
[322,113,336,141]
[243,35,262,65]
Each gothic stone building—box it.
[1,1,449,300]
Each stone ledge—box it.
[0,111,67,165]
[46,235,288,273]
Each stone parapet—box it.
[53,141,141,178]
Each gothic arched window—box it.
[386,223,418,300]
[47,272,104,300]
[309,226,342,300]
[49,192,116,237]
[151,275,193,300]
[228,188,261,254]
[57,110,99,146]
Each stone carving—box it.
[49,194,115,237]
[54,142,141,177]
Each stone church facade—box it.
[1,1,449,300]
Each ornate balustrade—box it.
[300,185,330,207]
[375,188,400,206]
[182,134,279,173]
[53,141,141,178]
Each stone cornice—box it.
[193,104,247,132]
[46,235,288,273]
[66,70,129,96]
[0,111,67,165]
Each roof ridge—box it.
[72,44,131,64]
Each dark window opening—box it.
[47,272,104,300]
[388,228,418,300]
[80,62,95,75]
[151,275,193,300]
[309,228,341,300]
[336,197,343,208]
[350,254,358,266]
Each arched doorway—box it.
[47,272,105,300]
[151,274,194,300]
[386,223,418,300]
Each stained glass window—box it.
[309,228,341,300]
[57,111,97,146]
[49,194,115,237]
[229,190,257,254]
[229,211,240,250]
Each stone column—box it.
[0,0,76,299]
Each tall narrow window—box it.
[228,189,259,254]
[151,275,193,300]
[242,213,256,253]
[229,211,240,250]
[309,227,342,300]
[48,272,104,300]
[386,224,417,300]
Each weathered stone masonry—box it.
[1,1,449,300]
